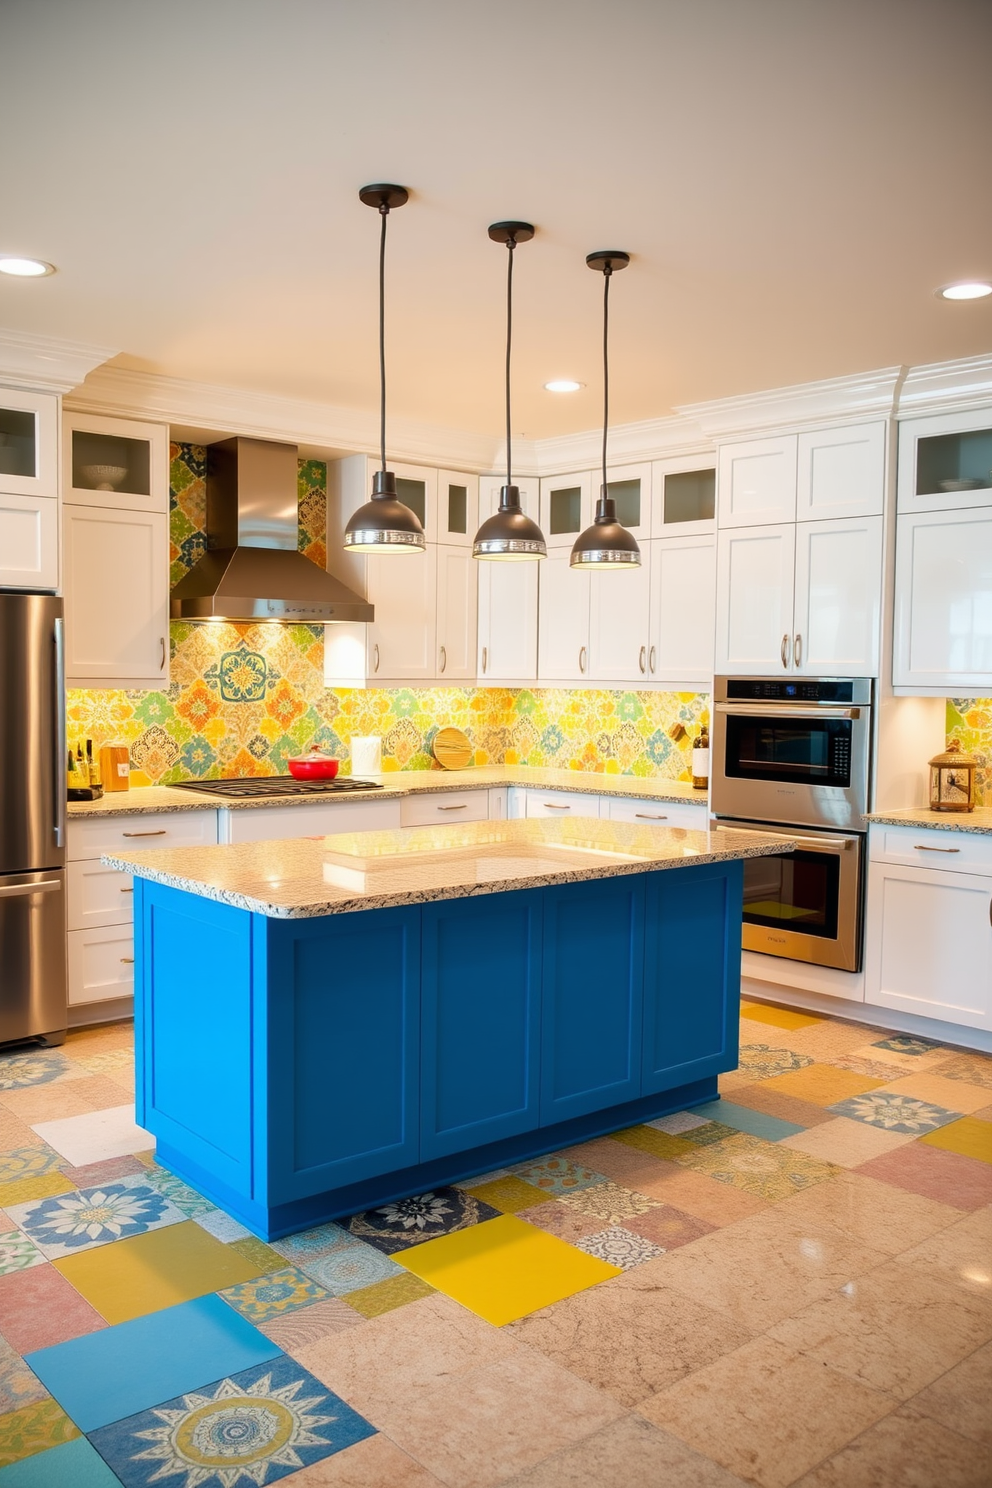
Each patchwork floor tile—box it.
[778,1115,916,1167]
[25,1294,280,1433]
[137,1166,214,1218]
[736,1044,815,1080]
[935,1052,992,1091]
[55,1220,268,1324]
[6,1181,185,1260]
[760,1064,889,1107]
[856,1142,992,1211]
[574,1225,665,1270]
[0,1341,46,1418]
[395,1214,621,1325]
[608,1125,696,1160]
[677,1119,743,1147]
[71,1048,133,1077]
[0,1055,70,1093]
[343,1272,435,1319]
[0,1175,73,1210]
[272,1222,353,1264]
[878,1071,992,1115]
[29,1105,153,1167]
[831,1052,920,1080]
[0,1434,122,1485]
[682,1098,805,1142]
[1,1078,129,1127]
[256,1298,366,1352]
[221,1267,331,1323]
[722,1082,837,1129]
[674,1132,840,1201]
[558,1179,659,1225]
[462,1175,556,1214]
[0,1149,62,1186]
[195,1208,252,1243]
[0,1265,106,1354]
[293,1232,405,1297]
[623,1203,717,1251]
[514,1200,607,1245]
[872,1033,941,1057]
[0,1239,44,1279]
[645,1110,710,1134]
[58,1155,145,1191]
[453,1166,513,1189]
[830,1091,962,1134]
[511,1157,608,1194]
[89,1355,375,1487]
[0,1398,78,1470]
[740,1002,824,1030]
[626,1167,770,1227]
[344,1188,501,1254]
[229,1237,286,1272]
[919,1116,992,1164]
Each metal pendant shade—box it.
[473,222,547,561]
[344,184,426,554]
[570,250,641,569]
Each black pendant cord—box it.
[600,263,612,515]
[378,204,389,476]
[505,235,515,494]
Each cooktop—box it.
[172,776,383,799]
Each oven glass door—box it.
[742,848,839,940]
[723,713,853,789]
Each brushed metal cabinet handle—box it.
[0,879,61,897]
[122,829,167,838]
[53,618,66,847]
[913,844,960,853]
[159,636,167,671]
[635,812,668,820]
[794,632,802,668]
[649,645,656,673]
[437,803,467,811]
[120,957,135,964]
[120,886,134,893]
[543,802,570,809]
[781,634,790,669]
[439,645,446,673]
[579,646,587,674]
[639,645,647,674]
[373,642,380,674]
[481,645,487,673]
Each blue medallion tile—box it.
[293,1235,404,1295]
[5,1183,186,1259]
[829,1092,963,1135]
[0,1054,70,1092]
[343,1187,502,1254]
[88,1355,375,1487]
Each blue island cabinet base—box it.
[134,863,742,1241]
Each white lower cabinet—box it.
[604,796,708,828]
[0,492,59,591]
[221,799,401,845]
[523,790,602,819]
[399,791,489,828]
[68,925,137,1007]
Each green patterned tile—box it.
[228,1236,286,1272]
[343,1271,435,1318]
[0,1398,80,1468]
[674,1132,840,1201]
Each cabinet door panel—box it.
[794,516,882,677]
[541,877,643,1123]
[366,543,437,681]
[436,545,477,680]
[63,506,169,685]
[718,436,797,527]
[477,477,540,684]
[0,388,58,499]
[893,509,992,691]
[68,924,134,1005]
[0,493,58,591]
[642,864,740,1093]
[796,423,885,520]
[715,524,796,673]
[589,556,650,682]
[538,551,589,682]
[648,534,716,687]
[421,893,542,1159]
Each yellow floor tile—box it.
[919,1117,992,1165]
[740,1002,824,1031]
[54,1219,267,1324]
[878,1073,991,1115]
[465,1176,556,1214]
[0,1173,74,1207]
[760,1065,890,1108]
[609,1126,696,1160]
[395,1214,620,1326]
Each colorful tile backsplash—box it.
[67,444,709,787]
[947,699,991,804]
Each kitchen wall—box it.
[66,444,708,786]
[947,699,991,804]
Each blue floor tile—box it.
[0,1436,121,1486]
[690,1099,805,1141]
[24,1294,281,1434]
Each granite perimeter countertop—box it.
[865,806,992,836]
[69,767,709,818]
[104,816,789,919]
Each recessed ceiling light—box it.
[0,257,56,278]
[544,379,584,393]
[935,281,992,301]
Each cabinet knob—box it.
[781,634,790,669]
[639,645,647,674]
[794,633,802,668]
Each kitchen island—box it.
[106,818,791,1239]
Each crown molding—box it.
[676,366,907,439]
[508,413,713,478]
[0,328,118,393]
[64,365,500,472]
[896,352,992,420]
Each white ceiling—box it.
[3,0,991,441]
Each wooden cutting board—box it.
[433,727,472,770]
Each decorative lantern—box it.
[928,739,977,812]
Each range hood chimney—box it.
[170,437,374,623]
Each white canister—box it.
[351,736,382,776]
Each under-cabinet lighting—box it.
[544,380,584,392]
[935,281,992,301]
[0,257,56,277]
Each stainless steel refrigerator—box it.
[0,593,67,1045]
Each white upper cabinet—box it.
[540,472,593,550]
[796,422,886,520]
[893,507,992,692]
[648,533,717,688]
[793,515,883,677]
[718,435,798,527]
[63,505,169,687]
[652,456,716,537]
[476,475,540,685]
[0,491,59,591]
[538,550,590,682]
[63,412,169,513]
[589,556,651,683]
[0,387,59,500]
[598,463,652,545]
[715,523,796,673]
[436,545,477,680]
[897,408,992,514]
[367,541,438,682]
[437,470,478,548]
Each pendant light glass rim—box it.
[344,527,427,552]
[474,535,547,559]
[569,545,642,567]
[473,504,548,559]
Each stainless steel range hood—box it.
[170,437,374,623]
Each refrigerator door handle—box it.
[0,879,62,897]
[53,618,67,849]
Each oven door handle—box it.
[716,704,862,720]
[714,825,855,853]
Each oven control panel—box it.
[720,677,872,705]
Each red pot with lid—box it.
[287,747,340,781]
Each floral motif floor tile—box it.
[344,1188,501,1254]
[88,1355,374,1487]
[271,1222,353,1264]
[0,1054,70,1093]
[0,1396,79,1468]
[0,1235,46,1277]
[139,1166,215,1217]
[574,1225,666,1271]
[674,1132,840,1201]
[0,1337,47,1415]
[220,1266,331,1322]
[5,1182,186,1259]
[737,1045,815,1080]
[512,1157,608,1195]
[829,1092,963,1135]
[558,1180,659,1224]
[0,1146,64,1185]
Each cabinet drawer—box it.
[68,809,218,861]
[400,791,488,828]
[67,860,133,930]
[68,925,134,1005]
[869,824,992,876]
[222,798,402,845]
[524,791,601,819]
[605,797,708,829]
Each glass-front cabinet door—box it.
[898,409,992,514]
[540,472,592,549]
[598,462,652,544]
[437,470,478,548]
[0,387,58,499]
[63,413,169,513]
[652,454,717,536]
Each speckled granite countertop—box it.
[865,806,992,836]
[104,817,787,919]
[68,768,708,818]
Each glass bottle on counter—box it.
[692,725,709,790]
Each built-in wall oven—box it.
[712,677,873,973]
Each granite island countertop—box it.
[864,806,992,836]
[104,816,790,919]
[69,766,709,818]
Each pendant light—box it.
[473,222,547,561]
[344,184,426,554]
[570,251,640,569]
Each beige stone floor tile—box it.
[63,1022,133,1056]
[906,1340,992,1447]
[727,1084,837,1128]
[877,1071,990,1114]
[792,1404,992,1488]
[639,1334,895,1488]
[777,1116,916,1167]
[758,1064,888,1108]
[289,1431,446,1485]
[514,1201,604,1244]
[0,1112,49,1151]
[295,1292,527,1426]
[767,1260,992,1400]
[257,1296,366,1351]
[717,1067,760,1093]
[772,1169,962,1255]
[649,1205,889,1332]
[845,1041,962,1074]
[370,1351,625,1488]
[555,1138,671,1189]
[780,1021,888,1060]
[0,1075,133,1123]
[503,1270,752,1407]
[628,1166,770,1226]
[890,1205,992,1305]
[500,1411,750,1487]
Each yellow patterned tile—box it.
[0,1174,73,1208]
